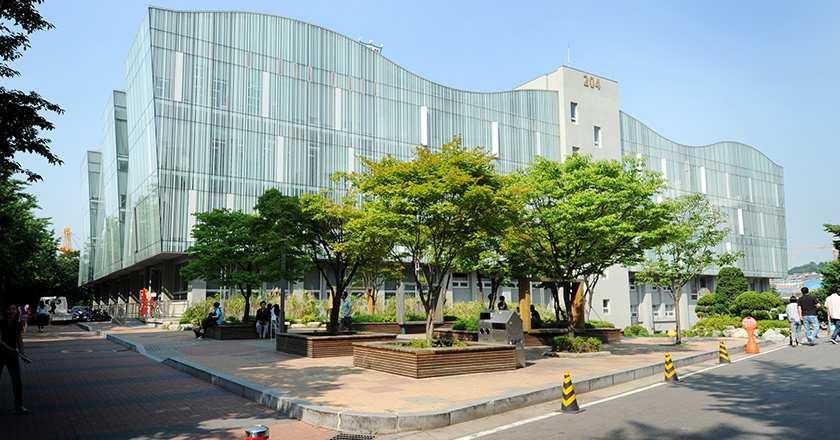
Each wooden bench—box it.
[204,324,259,340]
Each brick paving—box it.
[0,325,337,440]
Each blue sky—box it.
[8,0,840,270]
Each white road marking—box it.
[451,344,788,440]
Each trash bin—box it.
[478,310,525,367]
[245,425,269,440]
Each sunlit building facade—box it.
[80,7,786,329]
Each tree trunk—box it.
[673,287,682,344]
[425,286,441,341]
[243,284,252,324]
[563,280,576,337]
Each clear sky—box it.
[7,0,840,270]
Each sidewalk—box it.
[82,322,774,436]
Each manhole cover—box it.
[327,435,376,440]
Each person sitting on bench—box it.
[195,302,223,339]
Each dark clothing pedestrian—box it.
[798,294,819,316]
[0,307,27,414]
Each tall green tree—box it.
[504,154,672,333]
[296,190,391,332]
[351,136,508,339]
[181,205,309,324]
[715,266,748,303]
[0,0,63,181]
[637,194,742,344]
[0,170,55,307]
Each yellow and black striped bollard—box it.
[664,353,681,382]
[718,341,730,364]
[557,371,583,413]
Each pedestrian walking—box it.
[0,303,29,414]
[786,296,803,346]
[825,287,840,344]
[798,287,821,346]
[339,291,354,331]
[19,305,30,334]
[35,301,49,333]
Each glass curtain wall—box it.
[620,112,787,278]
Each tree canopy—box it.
[503,154,672,330]
[0,0,63,182]
[350,136,508,339]
[716,266,748,302]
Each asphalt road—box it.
[387,339,840,440]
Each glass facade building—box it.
[80,7,786,330]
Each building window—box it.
[629,279,636,291]
[154,75,170,98]
[210,138,226,175]
[570,102,578,124]
[653,304,661,317]
[247,80,260,114]
[212,78,228,108]
[630,304,638,317]
[451,273,469,288]
[665,304,675,317]
[602,299,610,315]
[594,126,601,148]
[572,146,580,154]
[650,285,658,291]
[661,285,671,292]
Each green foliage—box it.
[695,293,731,317]
[504,154,672,325]
[584,320,615,329]
[789,261,829,275]
[637,193,743,343]
[716,267,748,301]
[550,335,602,353]
[178,297,220,325]
[444,299,484,321]
[351,136,508,339]
[623,325,650,337]
[689,315,742,336]
[299,314,328,324]
[284,291,323,321]
[0,1,64,182]
[452,317,479,331]
[729,291,782,320]
[395,338,468,348]
[353,314,397,323]
[756,319,790,335]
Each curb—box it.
[80,324,779,435]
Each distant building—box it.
[79,7,787,329]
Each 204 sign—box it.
[584,74,601,90]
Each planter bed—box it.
[353,341,517,378]
[352,321,452,334]
[275,331,396,358]
[204,324,258,340]
[432,328,478,342]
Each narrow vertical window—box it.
[570,102,578,124]
[603,299,610,315]
[491,122,499,157]
[276,136,285,182]
[700,166,707,194]
[737,208,744,235]
[261,71,270,118]
[420,105,428,146]
[594,126,601,148]
[661,157,668,181]
[335,88,342,131]
[173,51,184,102]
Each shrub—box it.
[452,317,478,331]
[729,291,782,320]
[179,297,220,326]
[395,338,468,348]
[585,320,615,329]
[551,335,601,353]
[757,319,791,335]
[690,315,742,336]
[623,325,649,337]
[695,293,731,317]
[716,267,748,301]
[300,314,328,324]
[285,291,322,321]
